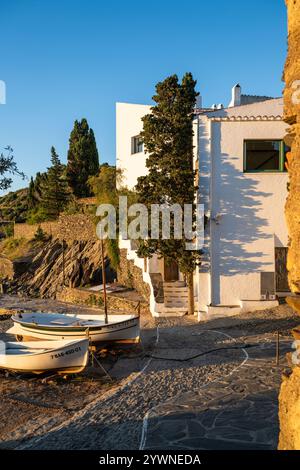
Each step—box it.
[164,290,188,296]
[164,294,189,301]
[204,305,241,319]
[165,302,188,308]
[156,306,188,317]
[240,299,278,313]
[164,281,186,288]
[164,289,188,295]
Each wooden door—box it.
[164,259,179,282]
[275,247,290,292]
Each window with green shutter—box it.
[244,140,290,173]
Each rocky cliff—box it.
[279,366,300,450]
[284,0,300,293]
[1,239,115,298]
[279,0,300,450]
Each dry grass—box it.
[0,237,44,260]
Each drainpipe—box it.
[197,117,214,320]
[209,119,214,308]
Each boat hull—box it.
[0,339,89,374]
[9,313,140,343]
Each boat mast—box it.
[100,236,108,324]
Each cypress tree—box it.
[136,73,201,315]
[27,177,35,209]
[41,147,71,220]
[66,118,99,197]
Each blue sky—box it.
[0,0,287,192]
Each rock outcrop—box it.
[3,239,115,298]
[279,0,300,451]
[284,0,300,292]
[279,367,300,450]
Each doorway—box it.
[164,259,179,282]
[275,247,290,292]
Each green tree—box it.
[136,73,201,315]
[89,164,137,269]
[33,225,48,242]
[40,147,71,220]
[0,146,24,191]
[66,118,99,197]
[27,177,35,209]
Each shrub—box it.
[33,225,47,242]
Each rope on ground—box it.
[143,343,257,362]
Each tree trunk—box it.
[187,271,194,315]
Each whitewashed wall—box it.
[116,102,150,190]
[198,108,288,308]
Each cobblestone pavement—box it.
[11,314,293,450]
[142,340,291,450]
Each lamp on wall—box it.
[211,213,223,225]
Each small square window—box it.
[131,136,144,154]
[244,140,289,173]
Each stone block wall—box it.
[14,214,97,242]
[57,286,150,316]
[117,249,151,302]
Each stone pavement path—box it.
[12,317,292,451]
[142,340,291,450]
[15,322,245,450]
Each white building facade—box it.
[116,88,289,318]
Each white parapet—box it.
[240,299,279,313]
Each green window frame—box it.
[131,135,144,155]
[243,140,289,173]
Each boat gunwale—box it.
[11,323,139,339]
[12,314,140,333]
[1,338,89,358]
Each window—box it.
[244,140,290,172]
[131,136,144,154]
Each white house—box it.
[116,85,289,319]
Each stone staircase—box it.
[162,281,189,317]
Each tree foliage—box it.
[40,147,71,220]
[89,164,137,269]
[0,146,25,191]
[135,73,201,313]
[67,118,99,197]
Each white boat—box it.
[8,312,140,343]
[0,338,89,374]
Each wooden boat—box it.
[7,234,140,345]
[8,312,140,343]
[0,338,89,374]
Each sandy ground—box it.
[0,295,299,449]
[0,295,156,449]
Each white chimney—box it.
[228,84,241,107]
[195,94,202,109]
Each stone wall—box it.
[278,367,300,450]
[278,0,300,451]
[0,256,14,280]
[14,214,97,242]
[284,0,300,293]
[57,286,150,316]
[117,249,151,302]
